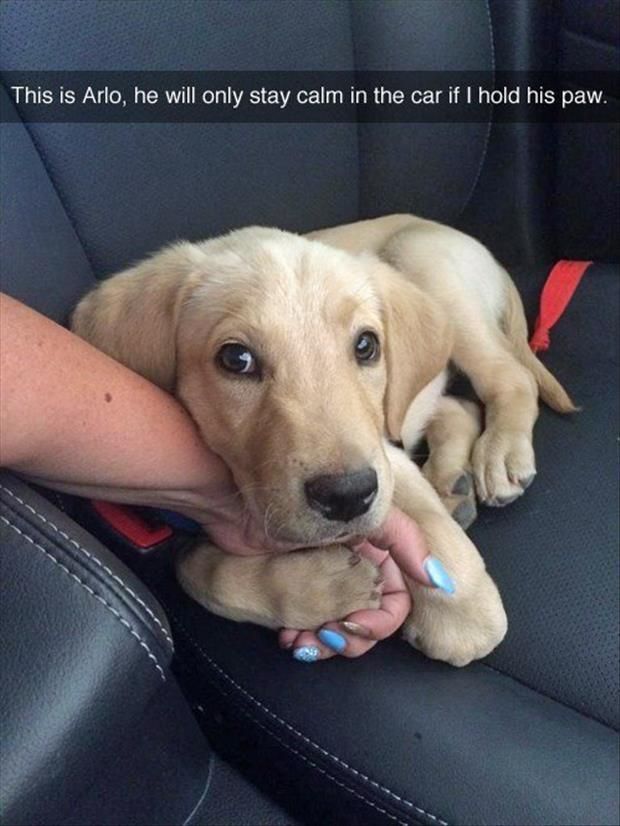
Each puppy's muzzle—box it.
[304,468,378,522]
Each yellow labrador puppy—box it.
[72,215,574,666]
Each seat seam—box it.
[561,25,620,51]
[0,483,173,651]
[458,0,495,217]
[182,756,214,826]
[348,0,363,221]
[167,607,449,826]
[194,707,415,826]
[0,79,97,274]
[0,511,166,682]
[481,661,618,731]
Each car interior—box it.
[1,1,618,824]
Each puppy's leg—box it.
[380,223,573,509]
[422,396,481,529]
[177,542,381,631]
[454,335,539,507]
[388,444,507,667]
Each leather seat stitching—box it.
[168,608,449,826]
[195,705,414,826]
[0,512,166,682]
[458,0,495,217]
[0,483,173,651]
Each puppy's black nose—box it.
[305,468,378,522]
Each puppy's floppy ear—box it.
[376,263,453,441]
[72,243,202,391]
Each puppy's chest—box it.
[399,370,449,453]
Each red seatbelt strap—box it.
[91,500,172,548]
[529,259,592,353]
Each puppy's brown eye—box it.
[217,343,259,376]
[354,331,380,363]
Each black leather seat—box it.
[0,472,295,826]
[1,1,618,824]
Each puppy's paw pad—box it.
[451,499,477,528]
[320,547,381,615]
[451,472,473,496]
[424,464,478,529]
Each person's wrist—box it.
[169,482,240,526]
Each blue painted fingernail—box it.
[293,645,321,663]
[318,629,347,653]
[424,557,456,594]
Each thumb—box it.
[360,507,455,593]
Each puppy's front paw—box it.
[403,572,507,667]
[177,542,380,632]
[472,429,536,507]
[275,545,382,630]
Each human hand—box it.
[196,494,308,555]
[277,507,456,661]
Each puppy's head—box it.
[73,227,449,544]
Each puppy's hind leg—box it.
[422,396,481,529]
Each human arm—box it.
[0,292,249,533]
